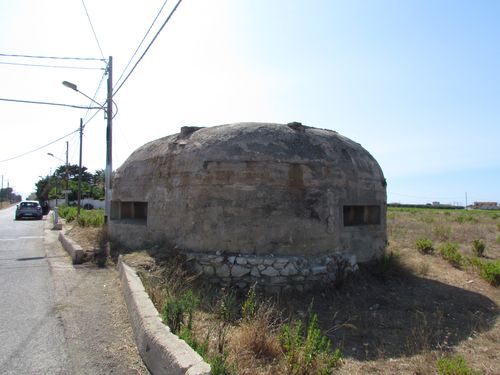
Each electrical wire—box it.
[115,0,170,89]
[0,128,80,163]
[0,97,102,110]
[113,0,183,96]
[81,0,105,60]
[0,53,105,61]
[0,61,104,70]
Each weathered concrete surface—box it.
[58,231,84,264]
[110,122,386,263]
[118,256,211,375]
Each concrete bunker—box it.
[110,122,387,290]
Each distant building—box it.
[472,202,499,210]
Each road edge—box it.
[117,255,212,375]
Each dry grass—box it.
[113,207,500,374]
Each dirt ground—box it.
[47,223,149,374]
[67,209,500,374]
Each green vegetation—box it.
[280,312,342,375]
[58,206,104,227]
[469,258,500,287]
[438,242,463,268]
[471,239,486,257]
[436,355,479,375]
[416,237,434,254]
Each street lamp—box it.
[62,56,113,223]
[47,142,69,206]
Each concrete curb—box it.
[58,232,84,264]
[117,255,211,375]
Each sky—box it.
[0,0,498,205]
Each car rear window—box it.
[21,202,38,207]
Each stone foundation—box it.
[186,252,359,292]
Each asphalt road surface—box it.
[0,206,148,374]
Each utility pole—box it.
[65,141,69,206]
[104,56,113,223]
[77,118,83,217]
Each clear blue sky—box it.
[0,0,498,205]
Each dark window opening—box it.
[110,201,148,223]
[343,205,380,226]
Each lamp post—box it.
[62,56,113,223]
[47,141,69,206]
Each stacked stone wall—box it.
[186,251,358,292]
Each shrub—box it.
[470,259,500,287]
[416,238,434,255]
[471,239,486,257]
[57,206,104,227]
[436,355,479,375]
[280,312,342,375]
[438,242,463,268]
[162,289,199,334]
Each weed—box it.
[436,354,479,375]
[242,284,257,321]
[162,289,199,333]
[280,313,342,375]
[94,226,109,267]
[217,290,239,323]
[210,352,234,375]
[432,225,452,241]
[368,251,404,280]
[418,261,430,276]
[234,301,282,360]
[496,233,500,244]
[438,242,463,268]
[455,214,478,224]
[420,215,435,224]
[470,258,500,287]
[416,238,434,255]
[471,239,486,257]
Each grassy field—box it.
[109,208,499,374]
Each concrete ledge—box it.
[58,232,84,264]
[118,255,211,375]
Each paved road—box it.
[0,206,148,374]
[0,206,70,374]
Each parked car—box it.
[15,200,43,220]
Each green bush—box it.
[470,258,500,287]
[416,238,434,255]
[437,355,479,375]
[280,313,342,375]
[57,206,104,227]
[438,242,463,268]
[471,239,486,257]
[162,289,199,334]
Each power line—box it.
[0,97,102,110]
[81,0,105,60]
[115,0,170,89]
[0,53,105,61]
[114,0,183,96]
[0,61,104,70]
[0,129,80,163]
